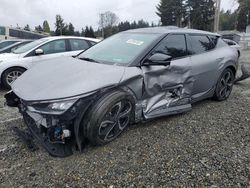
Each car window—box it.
[209,35,219,49]
[40,39,66,55]
[89,41,97,46]
[0,41,18,49]
[151,34,187,59]
[13,38,48,54]
[190,35,213,54]
[69,39,89,51]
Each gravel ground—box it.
[0,51,250,187]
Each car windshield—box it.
[13,38,49,54]
[78,33,160,66]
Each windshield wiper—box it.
[79,57,100,64]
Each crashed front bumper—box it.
[22,112,74,157]
[5,91,95,157]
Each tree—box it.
[84,26,95,38]
[54,14,67,36]
[35,25,43,32]
[68,22,75,35]
[237,0,250,31]
[156,0,184,27]
[220,10,237,30]
[24,24,31,31]
[186,0,215,31]
[43,20,50,33]
[99,11,119,37]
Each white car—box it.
[0,36,100,88]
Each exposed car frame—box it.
[5,27,239,157]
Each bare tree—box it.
[99,11,119,38]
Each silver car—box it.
[5,27,238,157]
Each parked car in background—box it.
[223,38,241,57]
[0,40,21,49]
[0,40,33,54]
[0,36,100,88]
[5,27,239,157]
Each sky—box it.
[0,0,239,31]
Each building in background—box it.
[0,26,49,40]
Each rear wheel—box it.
[213,68,235,101]
[2,67,26,89]
[85,91,134,146]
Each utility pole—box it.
[214,0,221,32]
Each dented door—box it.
[141,34,194,119]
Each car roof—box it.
[43,36,100,43]
[125,26,220,36]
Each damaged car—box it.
[5,27,239,157]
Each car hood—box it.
[0,53,20,61]
[12,57,126,101]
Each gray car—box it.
[5,27,238,157]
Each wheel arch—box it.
[1,66,27,78]
[0,66,27,85]
[225,65,237,77]
[73,86,137,151]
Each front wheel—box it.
[85,91,134,146]
[2,67,26,89]
[213,68,235,101]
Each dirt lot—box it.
[0,51,250,187]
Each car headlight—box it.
[27,98,79,115]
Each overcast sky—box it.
[0,0,239,31]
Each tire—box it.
[2,67,26,89]
[84,90,134,146]
[213,68,235,101]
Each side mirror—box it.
[35,49,44,55]
[144,53,172,66]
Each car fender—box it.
[0,58,32,80]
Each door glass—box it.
[69,39,89,51]
[152,34,187,59]
[40,40,66,55]
[190,35,213,54]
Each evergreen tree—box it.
[43,20,50,33]
[54,15,67,36]
[24,24,31,31]
[237,0,250,31]
[35,25,43,32]
[68,22,75,35]
[88,26,95,38]
[156,0,184,26]
[186,0,215,31]
[220,10,237,31]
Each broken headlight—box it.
[27,98,79,115]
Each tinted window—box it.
[152,34,187,59]
[89,41,97,46]
[69,39,89,51]
[190,35,213,54]
[209,36,219,48]
[0,26,6,35]
[40,40,66,55]
[0,41,18,49]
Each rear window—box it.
[69,39,89,51]
[190,35,213,54]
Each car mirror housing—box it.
[144,53,172,66]
[35,49,44,55]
